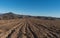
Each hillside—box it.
[0,12,60,38]
[0,12,60,20]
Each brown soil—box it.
[0,18,60,38]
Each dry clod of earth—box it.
[0,18,60,38]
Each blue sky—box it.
[0,0,60,17]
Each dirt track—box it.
[0,18,60,38]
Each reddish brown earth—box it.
[0,18,60,38]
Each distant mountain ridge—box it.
[0,12,60,20]
[0,12,21,20]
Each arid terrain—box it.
[0,13,60,38]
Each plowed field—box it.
[0,18,60,38]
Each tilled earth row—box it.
[0,18,60,38]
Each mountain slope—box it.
[0,12,23,20]
[0,12,60,20]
